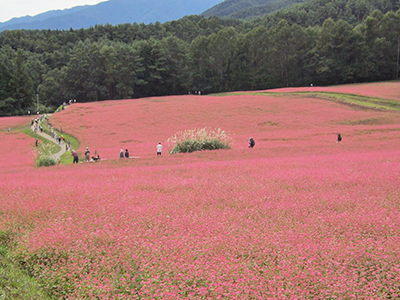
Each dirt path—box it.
[31,125,68,161]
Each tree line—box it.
[0,3,399,116]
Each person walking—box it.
[125,149,130,158]
[337,133,342,143]
[72,150,79,164]
[156,142,163,156]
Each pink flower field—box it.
[263,81,400,100]
[1,82,400,299]
[0,116,36,170]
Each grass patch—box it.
[338,118,384,125]
[258,121,279,127]
[22,128,60,155]
[36,156,57,167]
[40,122,80,165]
[23,127,60,167]
[213,91,400,111]
[168,127,232,154]
[0,230,51,300]
[57,131,80,165]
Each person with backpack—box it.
[249,137,255,148]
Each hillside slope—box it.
[1,81,400,298]
[0,0,223,31]
[202,0,305,19]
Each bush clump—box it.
[36,155,57,167]
[168,127,232,154]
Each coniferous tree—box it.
[8,50,34,111]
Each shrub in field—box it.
[168,127,232,153]
[36,155,57,167]
[33,143,58,167]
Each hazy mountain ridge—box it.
[0,0,223,31]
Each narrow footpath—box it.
[31,125,68,161]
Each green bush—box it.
[168,127,232,154]
[36,156,57,167]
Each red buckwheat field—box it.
[1,82,400,299]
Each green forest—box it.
[1,0,400,116]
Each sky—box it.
[0,0,106,23]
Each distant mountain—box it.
[202,0,306,19]
[0,0,223,31]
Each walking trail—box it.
[31,125,68,161]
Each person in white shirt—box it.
[156,142,163,156]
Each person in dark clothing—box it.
[249,137,255,148]
[91,155,101,162]
[35,139,39,147]
[337,133,342,143]
[125,149,129,158]
[72,150,79,163]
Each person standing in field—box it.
[125,149,130,158]
[249,137,255,148]
[337,133,342,143]
[156,142,163,156]
[85,147,90,162]
[120,149,124,159]
[72,150,79,164]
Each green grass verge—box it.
[22,128,61,155]
[40,121,81,165]
[213,91,400,111]
[0,231,51,300]
[55,131,80,165]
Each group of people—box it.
[120,149,130,158]
[62,99,77,110]
[71,146,100,163]
[69,133,343,164]
[31,116,45,133]
[119,142,163,159]
[70,134,343,164]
